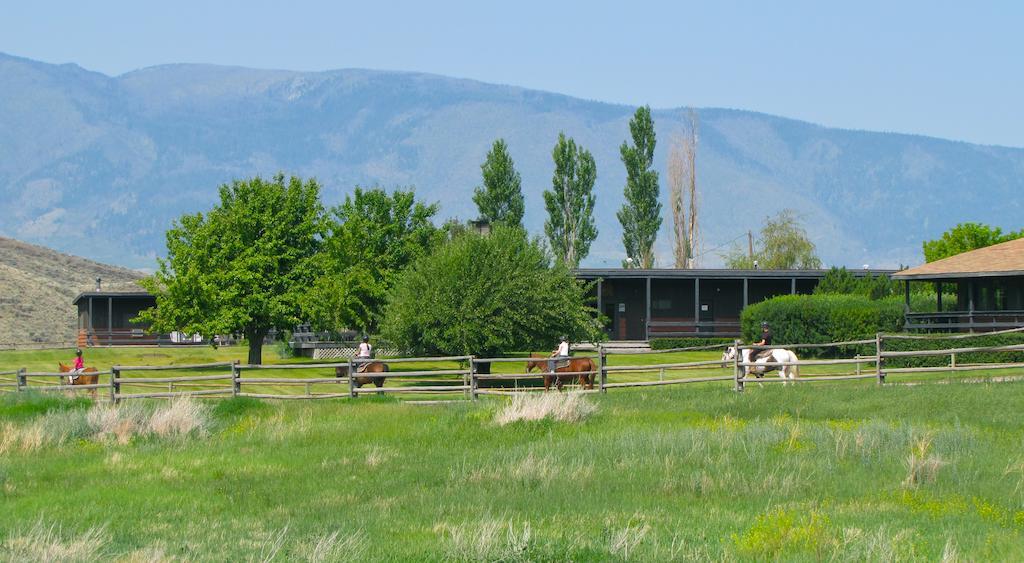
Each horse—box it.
[722,346,799,382]
[334,360,389,390]
[58,362,100,398]
[526,353,596,392]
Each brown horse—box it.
[526,353,596,391]
[58,362,100,398]
[334,361,389,389]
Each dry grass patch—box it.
[2,520,108,562]
[435,518,533,561]
[903,434,946,488]
[494,392,596,426]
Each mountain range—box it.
[2,51,1023,270]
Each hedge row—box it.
[882,332,1024,369]
[739,295,904,357]
[649,337,735,350]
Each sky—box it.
[2,0,1023,147]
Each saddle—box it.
[553,359,571,370]
[356,361,369,373]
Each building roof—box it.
[893,238,1024,280]
[72,288,154,306]
[575,268,896,280]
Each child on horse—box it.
[70,348,85,382]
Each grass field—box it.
[3,346,1024,560]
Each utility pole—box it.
[747,230,754,261]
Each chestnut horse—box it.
[526,353,596,391]
[58,362,100,398]
[334,361,389,389]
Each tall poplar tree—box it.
[472,139,525,228]
[544,133,598,268]
[617,105,662,268]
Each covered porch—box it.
[894,238,1024,332]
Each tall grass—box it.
[2,379,1024,559]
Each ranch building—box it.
[893,237,1024,332]
[72,279,206,347]
[576,268,895,341]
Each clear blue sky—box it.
[4,0,1022,147]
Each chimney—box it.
[96,277,102,291]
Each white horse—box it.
[722,346,800,382]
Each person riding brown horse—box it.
[59,351,100,398]
[526,353,596,391]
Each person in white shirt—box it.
[548,336,570,373]
[355,335,373,372]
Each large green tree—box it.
[304,187,442,334]
[472,139,525,228]
[139,174,326,364]
[725,209,821,269]
[544,133,598,268]
[617,106,662,268]
[381,225,603,360]
[923,222,1024,262]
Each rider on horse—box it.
[753,321,773,366]
[355,335,373,372]
[548,336,570,373]
[70,348,85,382]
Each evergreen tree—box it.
[472,139,525,228]
[617,106,662,268]
[544,133,598,268]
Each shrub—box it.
[649,337,735,350]
[740,295,905,357]
[882,332,1024,368]
[382,225,603,358]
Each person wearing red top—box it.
[71,348,84,381]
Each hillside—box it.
[1,52,1023,269]
[0,237,144,346]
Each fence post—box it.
[347,358,356,398]
[110,366,121,404]
[469,357,478,401]
[855,355,861,376]
[733,339,744,392]
[16,368,26,392]
[599,345,608,393]
[232,360,241,397]
[950,352,957,368]
[875,334,885,385]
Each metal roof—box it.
[72,290,155,306]
[575,268,896,280]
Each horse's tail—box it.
[790,350,799,379]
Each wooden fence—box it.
[4,329,1024,401]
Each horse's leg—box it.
[544,374,552,392]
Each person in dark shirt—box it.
[753,321,773,362]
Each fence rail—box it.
[5,332,1024,401]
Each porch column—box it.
[968,280,975,332]
[694,277,700,332]
[596,279,603,315]
[743,278,748,308]
[905,281,911,312]
[645,277,651,341]
[934,282,942,311]
[88,297,94,346]
[108,297,113,345]
[791,278,796,294]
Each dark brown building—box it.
[73,287,158,346]
[577,268,896,340]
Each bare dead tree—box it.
[667,136,689,268]
[683,109,699,268]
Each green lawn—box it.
[2,345,1024,559]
